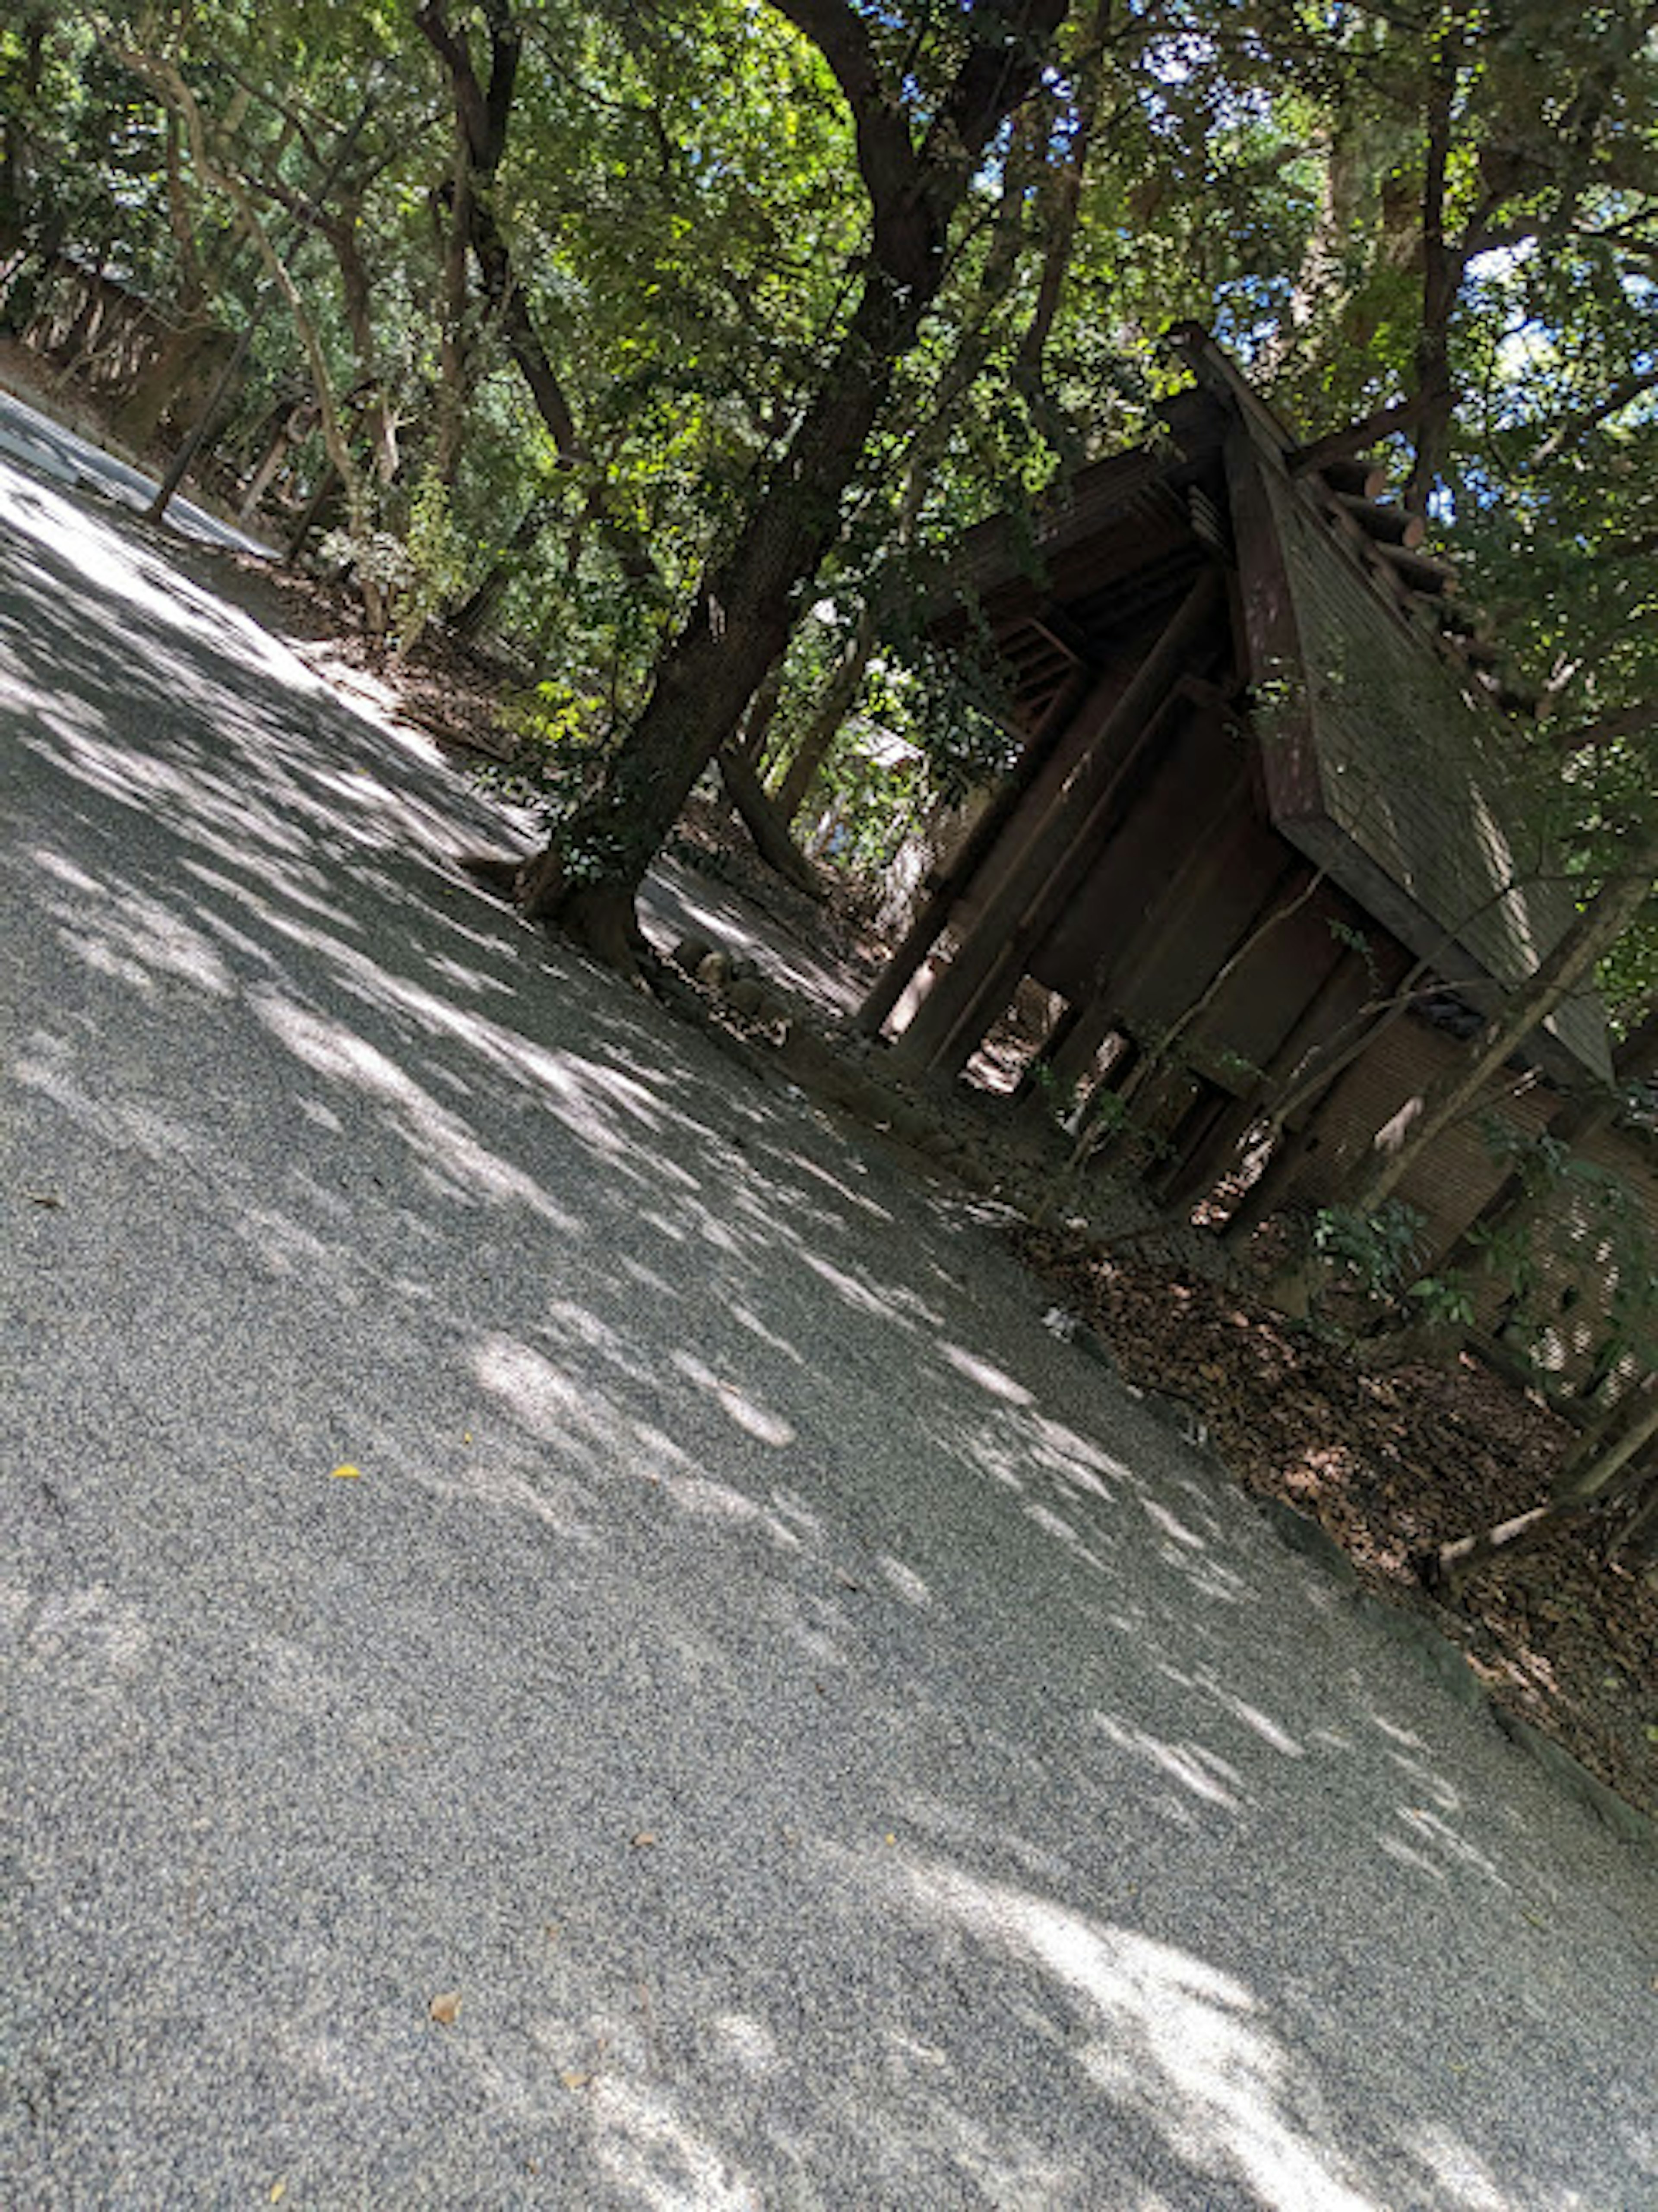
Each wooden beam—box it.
[1436,599,1491,639]
[1162,937,1368,1215]
[1286,396,1425,476]
[1045,993,1125,1101]
[1223,1051,1362,1243]
[1315,458,1389,500]
[1329,491,1427,549]
[1039,755,1259,1118]
[887,569,1226,1080]
[855,666,1091,1035]
[1369,539,1456,596]
[1030,604,1095,667]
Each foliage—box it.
[3,0,1652,994]
[1312,1198,1430,1302]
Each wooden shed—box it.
[860,326,1614,1231]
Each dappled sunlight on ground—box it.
[876,1855,1375,2212]
[7,454,1657,2207]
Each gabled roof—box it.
[937,329,1612,1082]
[1187,333,1611,1083]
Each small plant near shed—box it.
[1312,1197,1427,1302]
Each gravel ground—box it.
[3,431,1657,2211]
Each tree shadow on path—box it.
[4,460,1656,2209]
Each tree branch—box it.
[766,0,920,217]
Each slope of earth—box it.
[1008,1232,1658,1824]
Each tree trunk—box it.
[1559,1375,1658,1504]
[1404,59,1463,516]
[1428,1374,1658,1594]
[717,746,821,896]
[1332,837,1658,1222]
[1424,1499,1584,1596]
[417,1,659,586]
[774,605,876,826]
[447,493,557,641]
[1612,1472,1658,1582]
[518,0,1070,967]
[517,263,935,948]
[736,654,788,768]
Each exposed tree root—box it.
[454,846,656,986]
[543,878,650,981]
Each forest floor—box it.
[648,810,1658,1832]
[13,346,1649,1830]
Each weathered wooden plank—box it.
[886,570,1226,1079]
[854,665,1092,1034]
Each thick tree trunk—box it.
[518,267,927,942]
[515,0,1069,967]
[717,746,822,896]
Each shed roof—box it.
[940,332,1611,1082]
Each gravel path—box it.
[0,383,276,557]
[3,438,1656,2210]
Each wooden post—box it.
[1165,940,1366,1215]
[895,683,1191,1083]
[284,462,339,569]
[1013,996,1084,1104]
[237,402,304,522]
[1045,995,1125,1103]
[886,568,1224,1079]
[856,666,1092,1036]
[1223,1039,1382,1244]
[1023,752,1256,1118]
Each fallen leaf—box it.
[630,1831,657,1850]
[428,1991,462,2025]
[560,2069,591,2091]
[269,2185,287,2205]
[25,1190,63,1208]
[330,1463,362,1481]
